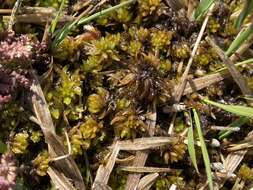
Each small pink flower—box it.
[0,153,16,190]
[0,32,34,66]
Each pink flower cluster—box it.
[0,153,16,190]
[0,68,31,107]
[0,32,33,66]
[0,31,48,107]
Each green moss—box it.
[208,18,221,33]
[32,150,50,176]
[47,66,83,121]
[238,164,253,181]
[138,0,161,17]
[151,30,173,51]
[11,132,29,154]
[172,42,191,59]
[109,169,127,190]
[87,87,109,114]
[111,108,146,139]
[128,41,142,56]
[155,173,185,190]
[83,33,121,73]
[162,138,187,164]
[69,117,103,155]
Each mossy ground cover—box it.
[0,0,253,189]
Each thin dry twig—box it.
[173,3,215,103]
[72,0,93,12]
[168,3,214,134]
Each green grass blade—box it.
[235,0,253,29]
[78,0,136,25]
[51,0,136,48]
[226,24,253,56]
[187,112,199,173]
[52,20,78,48]
[218,117,249,139]
[203,99,253,118]
[194,0,215,20]
[50,0,66,34]
[214,58,253,73]
[193,109,213,190]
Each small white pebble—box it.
[210,138,220,147]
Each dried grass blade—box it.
[206,36,253,105]
[125,102,157,190]
[225,150,247,173]
[125,151,148,190]
[119,166,179,173]
[137,173,159,190]
[171,58,253,99]
[93,141,120,188]
[47,167,76,190]
[168,72,229,103]
[118,137,176,151]
[228,142,253,152]
[218,149,247,189]
[116,155,135,164]
[229,35,253,62]
[29,70,85,190]
[193,109,213,190]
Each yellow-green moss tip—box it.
[11,132,29,154]
[33,151,50,176]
